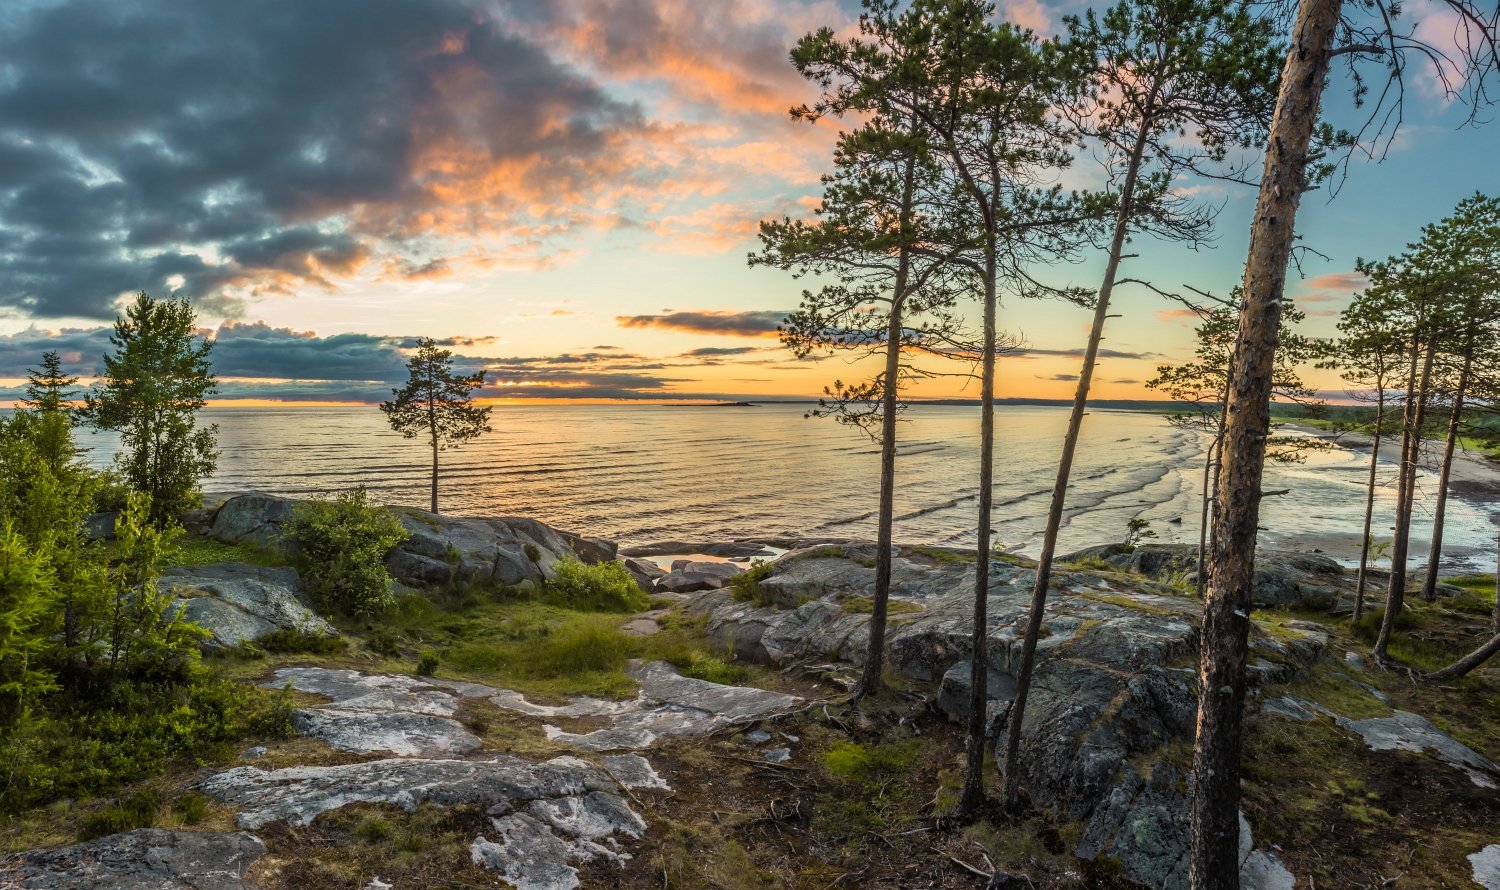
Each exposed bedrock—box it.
[688,544,1330,889]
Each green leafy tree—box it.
[85,293,218,525]
[288,487,409,617]
[380,338,492,514]
[103,493,203,685]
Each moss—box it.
[164,534,286,568]
[905,545,974,564]
[1076,589,1180,618]
[839,595,924,616]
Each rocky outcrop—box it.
[688,544,1328,889]
[264,667,498,757]
[201,493,602,590]
[490,660,801,751]
[385,510,577,588]
[1062,543,1353,609]
[0,829,265,889]
[161,563,333,648]
[655,560,743,594]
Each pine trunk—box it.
[1421,352,1473,600]
[431,434,440,515]
[1352,389,1385,626]
[1000,125,1150,809]
[959,247,998,816]
[1187,0,1340,884]
[1425,630,1500,682]
[855,235,914,700]
[1377,341,1435,659]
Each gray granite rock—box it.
[265,667,493,757]
[1471,844,1500,890]
[601,754,671,791]
[0,829,265,889]
[657,561,743,594]
[491,661,801,752]
[162,563,333,648]
[1334,710,1500,788]
[690,546,1329,890]
[208,493,300,551]
[200,755,618,829]
[386,509,578,588]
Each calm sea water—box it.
[76,404,1500,573]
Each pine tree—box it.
[380,338,492,514]
[84,293,218,525]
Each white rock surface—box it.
[265,667,495,757]
[1472,844,1500,890]
[491,660,801,751]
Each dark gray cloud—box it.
[0,322,743,401]
[1038,373,1080,382]
[0,0,646,318]
[616,310,788,337]
[678,346,765,357]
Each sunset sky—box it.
[0,0,1495,405]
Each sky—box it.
[0,0,1496,405]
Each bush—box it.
[415,652,440,676]
[728,560,775,605]
[288,487,408,618]
[544,557,650,612]
[255,628,347,656]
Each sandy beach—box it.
[1277,422,1500,569]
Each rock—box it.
[692,546,1329,890]
[472,795,640,890]
[1470,844,1500,890]
[622,557,665,594]
[490,661,801,752]
[656,561,742,594]
[0,829,265,889]
[558,531,618,565]
[161,563,333,648]
[244,746,268,759]
[1333,710,1500,789]
[1238,812,1297,890]
[199,754,619,829]
[208,493,300,551]
[701,542,774,558]
[601,754,671,791]
[1060,543,1348,609]
[621,613,664,637]
[265,667,494,757]
[386,509,577,588]
[83,511,119,542]
[764,747,791,763]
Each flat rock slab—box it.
[265,667,496,757]
[490,660,801,751]
[199,755,646,890]
[199,755,619,830]
[1335,710,1500,789]
[1471,844,1500,890]
[0,829,265,889]
[602,754,672,791]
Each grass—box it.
[164,534,288,568]
[839,595,924,616]
[727,560,776,606]
[904,545,974,564]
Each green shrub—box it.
[416,652,440,676]
[544,557,650,612]
[728,560,775,605]
[288,487,408,617]
[78,790,161,841]
[255,628,347,655]
[171,792,210,826]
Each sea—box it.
[74,403,1500,575]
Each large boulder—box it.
[386,509,580,588]
[0,829,265,889]
[160,562,333,648]
[205,493,300,552]
[657,560,742,594]
[688,544,1328,889]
